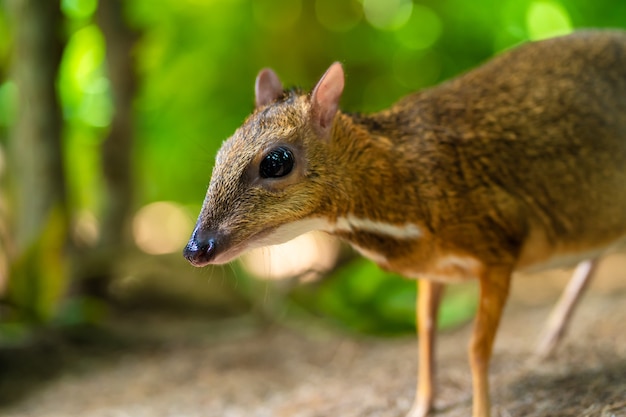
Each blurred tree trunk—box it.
[8,0,66,250]
[79,0,137,298]
[5,0,69,321]
[97,0,136,247]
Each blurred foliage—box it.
[7,207,68,323]
[292,259,478,335]
[1,0,626,340]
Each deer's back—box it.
[387,30,626,266]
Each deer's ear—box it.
[310,62,344,137]
[255,68,283,108]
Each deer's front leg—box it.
[469,267,512,417]
[407,279,445,417]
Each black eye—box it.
[259,147,294,179]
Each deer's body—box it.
[331,32,626,280]
[184,30,626,417]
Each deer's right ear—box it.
[255,68,283,108]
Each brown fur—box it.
[185,30,626,417]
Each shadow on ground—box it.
[1,255,625,417]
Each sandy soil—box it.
[1,255,625,417]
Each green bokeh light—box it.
[59,24,112,128]
[61,0,98,20]
[526,0,573,40]
[395,4,442,50]
[362,0,413,31]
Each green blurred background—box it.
[0,0,625,343]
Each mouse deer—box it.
[184,30,626,416]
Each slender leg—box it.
[535,259,598,358]
[407,279,445,417]
[469,267,512,417]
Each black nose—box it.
[183,228,216,267]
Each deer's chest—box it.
[333,218,483,283]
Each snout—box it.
[183,227,217,267]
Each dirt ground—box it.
[1,256,625,417]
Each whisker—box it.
[228,262,239,289]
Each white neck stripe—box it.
[247,215,422,254]
[334,215,422,240]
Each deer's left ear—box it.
[255,68,283,108]
[310,62,344,137]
